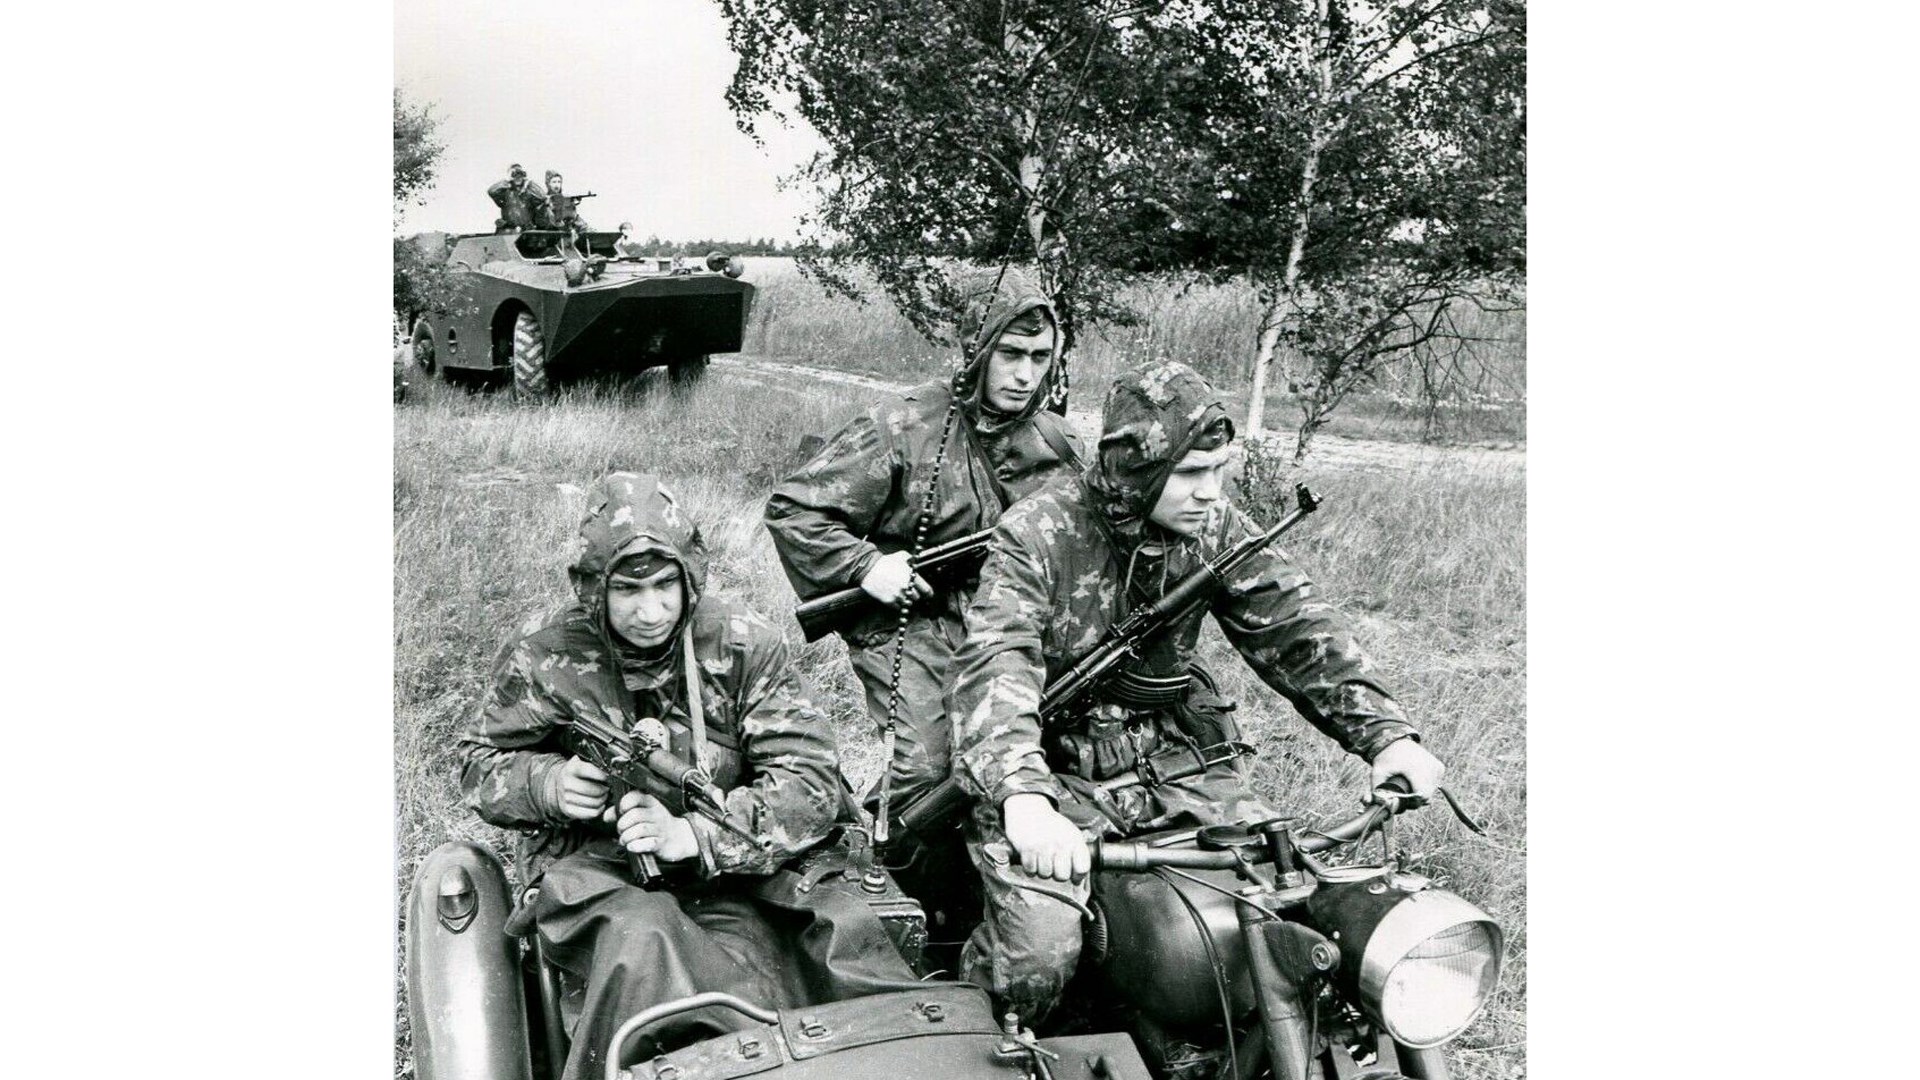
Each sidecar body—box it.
[404,840,1150,1080]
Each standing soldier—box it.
[537,169,591,234]
[459,472,921,1080]
[947,361,1446,1023]
[487,163,547,232]
[764,269,1082,842]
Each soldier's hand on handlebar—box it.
[616,790,700,863]
[1369,737,1445,801]
[1002,793,1092,882]
[860,551,934,608]
[556,756,612,820]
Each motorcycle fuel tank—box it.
[1090,866,1255,1028]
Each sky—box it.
[394,0,823,241]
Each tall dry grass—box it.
[394,367,1525,1078]
[739,257,1525,446]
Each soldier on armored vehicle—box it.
[489,163,549,232]
[458,472,922,1080]
[534,170,590,232]
[946,361,1447,1023]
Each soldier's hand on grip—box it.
[859,550,934,607]
[556,756,612,820]
[1003,792,1092,882]
[1369,737,1445,801]
[616,790,700,863]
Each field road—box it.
[713,354,1525,475]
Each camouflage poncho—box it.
[764,269,1082,645]
[949,362,1417,809]
[459,472,846,882]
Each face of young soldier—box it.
[983,322,1056,413]
[1148,444,1232,536]
[547,174,565,195]
[606,564,684,648]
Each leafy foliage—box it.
[393,90,457,329]
[716,1,1525,452]
[1184,0,1526,454]
[716,1,1244,353]
[393,90,444,210]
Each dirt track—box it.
[713,355,1525,475]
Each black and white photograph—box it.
[393,3,1526,1078]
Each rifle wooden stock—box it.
[792,527,996,642]
[886,487,1321,839]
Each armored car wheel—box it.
[667,354,708,394]
[411,318,438,375]
[510,310,549,397]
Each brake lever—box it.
[1368,784,1487,836]
[1437,786,1487,835]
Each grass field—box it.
[394,291,1527,1077]
[739,257,1527,449]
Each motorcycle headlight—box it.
[1309,878,1503,1048]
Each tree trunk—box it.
[1246,289,1287,437]
[1245,0,1334,441]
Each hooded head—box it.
[1086,361,1235,534]
[568,472,708,655]
[949,266,1067,430]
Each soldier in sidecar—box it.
[441,471,927,1080]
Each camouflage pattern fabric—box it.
[461,472,847,882]
[765,268,1082,806]
[458,473,921,1080]
[488,177,548,231]
[947,361,1418,1018]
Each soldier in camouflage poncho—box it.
[460,472,921,1080]
[765,269,1083,815]
[948,362,1446,1021]
[487,163,548,232]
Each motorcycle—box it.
[405,780,1503,1080]
[1058,779,1502,1079]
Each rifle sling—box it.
[681,622,708,773]
[958,419,1014,512]
[1034,415,1081,470]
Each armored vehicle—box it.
[407,229,754,395]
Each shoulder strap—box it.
[959,419,1015,511]
[1034,414,1082,469]
[680,623,708,772]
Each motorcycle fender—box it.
[406,840,535,1080]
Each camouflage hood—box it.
[1086,361,1234,536]
[950,266,1065,432]
[567,472,709,667]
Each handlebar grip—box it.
[1090,841,1241,871]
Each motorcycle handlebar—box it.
[1091,781,1416,872]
